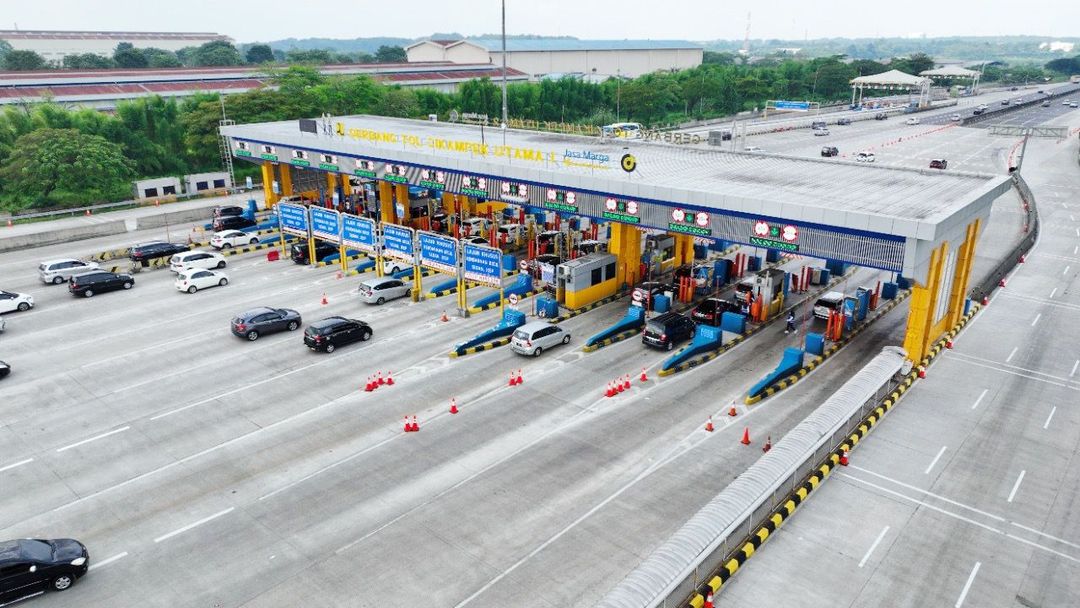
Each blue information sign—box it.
[775,100,811,111]
[463,244,503,288]
[278,203,308,237]
[382,223,415,263]
[418,232,458,275]
[342,214,376,253]
[310,207,341,242]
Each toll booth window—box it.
[143,188,158,197]
[163,186,176,195]
[213,179,226,188]
[605,262,616,280]
[591,267,603,286]
[662,246,674,260]
[196,181,208,191]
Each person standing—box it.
[785,310,797,334]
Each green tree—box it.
[193,40,243,66]
[0,128,135,205]
[374,86,419,117]
[63,53,116,69]
[703,51,736,65]
[143,48,181,68]
[374,45,407,63]
[620,73,681,123]
[0,40,12,60]
[246,44,275,64]
[113,42,148,68]
[286,48,333,64]
[1044,55,1079,75]
[891,53,935,75]
[3,50,47,71]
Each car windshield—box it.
[645,321,665,334]
[698,300,717,312]
[17,539,53,561]
[512,329,529,340]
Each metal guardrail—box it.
[2,186,255,223]
[961,84,1080,128]
[968,173,1038,303]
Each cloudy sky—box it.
[2,0,1076,42]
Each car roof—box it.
[518,321,558,333]
[177,267,213,275]
[311,316,351,327]
[240,307,275,318]
[42,258,89,265]
[216,230,245,236]
[362,276,399,286]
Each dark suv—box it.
[691,297,741,326]
[821,146,839,157]
[290,241,339,265]
[642,312,696,351]
[69,271,134,297]
[213,215,257,232]
[304,317,372,353]
[0,538,90,603]
[231,307,302,341]
[129,241,189,263]
[212,205,245,217]
[929,158,948,170]
[874,112,888,120]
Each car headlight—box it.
[71,557,86,566]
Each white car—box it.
[813,128,830,136]
[856,151,876,163]
[358,276,411,305]
[210,230,260,249]
[1064,100,1073,106]
[0,290,33,313]
[905,117,920,125]
[175,268,229,293]
[170,250,227,272]
[950,113,961,121]
[744,146,765,153]
[38,259,100,284]
[383,259,411,275]
[464,235,489,246]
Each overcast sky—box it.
[3,0,1077,43]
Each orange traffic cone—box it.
[917,365,926,379]
[728,405,737,417]
[999,278,1006,288]
[377,371,385,386]
[615,378,624,393]
[705,416,714,432]
[839,450,849,466]
[449,398,459,414]
[515,369,523,385]
[403,416,411,432]
[410,415,419,432]
[622,375,631,391]
[440,310,449,323]
[509,371,517,387]
[703,592,714,608]
[945,339,953,349]
[85,209,91,216]
[763,435,772,453]
[5,219,11,228]
[741,427,751,445]
[605,381,615,398]
[640,368,648,382]
[365,376,375,392]
[320,292,328,305]
[386,371,394,386]
[336,270,344,280]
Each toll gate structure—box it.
[222,115,1012,361]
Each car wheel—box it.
[533,347,543,357]
[217,261,226,269]
[287,321,299,331]
[187,285,197,294]
[53,275,64,285]
[666,341,674,351]
[562,334,570,344]
[219,278,228,287]
[376,297,385,305]
[360,330,372,341]
[17,302,29,311]
[84,289,94,298]
[249,238,258,245]
[123,282,132,289]
[222,243,232,249]
[325,343,336,353]
[246,330,259,341]
[52,575,74,591]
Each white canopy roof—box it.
[920,66,980,78]
[850,69,930,87]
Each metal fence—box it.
[968,173,1038,302]
[2,185,254,223]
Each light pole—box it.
[500,0,508,130]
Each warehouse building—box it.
[0,30,232,62]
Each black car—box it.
[0,360,9,379]
[691,297,741,325]
[929,159,948,170]
[68,271,134,298]
[212,215,257,232]
[231,307,302,341]
[973,108,985,115]
[304,317,372,353]
[212,205,245,218]
[642,312,696,351]
[0,538,89,603]
[129,241,189,263]
[874,112,888,120]
[836,117,852,126]
[290,241,339,265]
[821,146,839,157]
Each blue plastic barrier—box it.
[855,287,870,320]
[747,256,761,272]
[747,347,806,399]
[391,267,414,280]
[354,258,375,273]
[428,277,458,295]
[825,259,848,276]
[661,324,724,372]
[881,282,899,300]
[653,294,671,313]
[693,244,708,260]
[765,249,781,263]
[453,309,527,354]
[585,305,646,347]
[720,311,746,335]
[502,254,517,272]
[896,276,912,290]
[818,268,831,284]
[713,259,730,286]
[244,199,258,220]
[536,295,559,319]
[805,332,825,356]
[471,274,533,309]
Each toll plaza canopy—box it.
[222,115,1011,281]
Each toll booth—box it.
[556,253,618,309]
[644,234,676,275]
[536,230,566,258]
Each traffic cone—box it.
[377,371,385,386]
[945,339,953,349]
[763,435,772,453]
[509,371,517,387]
[741,427,751,445]
[5,219,11,227]
[605,381,615,398]
[449,398,459,414]
[1018,254,1025,263]
[839,450,849,466]
[386,371,394,386]
[981,296,989,306]
[705,416,714,432]
[364,376,375,392]
[917,365,926,379]
[515,369,524,385]
[622,375,631,391]
[615,378,624,393]
[640,368,648,382]
[336,270,344,280]
[85,209,91,216]
[703,593,714,608]
[440,310,449,323]
[999,278,1006,288]
[321,292,328,305]
[728,404,737,417]
[410,415,419,432]
[403,416,411,432]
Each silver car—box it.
[358,277,410,305]
[38,259,101,284]
[510,321,570,357]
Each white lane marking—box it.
[955,562,981,608]
[970,389,989,410]
[149,360,327,420]
[924,446,948,474]
[1072,215,1076,222]
[1007,470,1026,503]
[88,552,128,570]
[258,432,401,501]
[1005,346,1018,363]
[945,352,1080,390]
[56,426,130,453]
[858,525,890,568]
[1043,407,1057,430]
[1031,313,1041,327]
[1071,360,1079,377]
[1049,287,1057,299]
[0,458,33,473]
[1075,245,1078,255]
[153,507,234,543]
[1064,265,1071,275]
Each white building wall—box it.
[489,48,703,78]
[3,36,224,62]
[406,42,449,63]
[443,43,491,65]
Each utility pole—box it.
[501,0,508,132]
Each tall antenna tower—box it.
[218,95,236,191]
[741,12,751,56]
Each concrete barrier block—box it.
[881,282,899,300]
[805,332,825,356]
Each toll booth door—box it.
[556,269,567,305]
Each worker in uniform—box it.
[785,310,797,334]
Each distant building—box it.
[0,30,232,62]
[1039,41,1076,53]
[405,38,703,79]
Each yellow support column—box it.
[466,196,478,215]
[378,181,395,224]
[608,222,642,288]
[326,172,339,201]
[945,219,980,329]
[442,192,457,215]
[278,164,293,197]
[671,233,695,266]
[341,175,352,197]
[903,242,947,362]
[261,161,278,206]
[394,184,412,222]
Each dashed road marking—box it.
[971,388,989,410]
[925,445,948,474]
[56,426,130,453]
[0,458,33,474]
[1044,407,1057,429]
[858,525,890,568]
[1005,346,1018,363]
[955,562,981,608]
[89,552,128,570]
[1031,313,1041,327]
[1007,470,1026,503]
[153,507,234,543]
[1049,287,1057,299]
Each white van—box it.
[813,291,846,320]
[39,259,101,284]
[497,223,524,242]
[462,217,491,236]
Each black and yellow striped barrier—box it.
[449,336,512,358]
[744,290,911,404]
[582,328,641,352]
[685,304,980,608]
[467,289,539,314]
[426,270,521,300]
[548,290,627,324]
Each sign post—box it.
[383,223,418,300]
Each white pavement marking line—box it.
[1049,287,1057,299]
[0,458,33,474]
[1072,360,1079,377]
[955,562,981,608]
[925,446,948,474]
[55,426,130,453]
[1005,346,1018,363]
[88,552,128,571]
[945,352,1080,391]
[1065,266,1071,275]
[1031,313,1041,327]
[971,389,989,410]
[1007,470,1026,503]
[153,507,234,543]
[1043,407,1057,430]
[1072,215,1076,222]
[858,525,890,568]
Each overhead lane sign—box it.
[382,224,416,263]
[418,231,458,275]
[310,207,341,242]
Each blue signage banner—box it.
[463,244,503,288]
[418,231,458,275]
[382,223,415,263]
[278,202,308,237]
[342,214,377,253]
[309,207,341,242]
[775,100,811,111]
